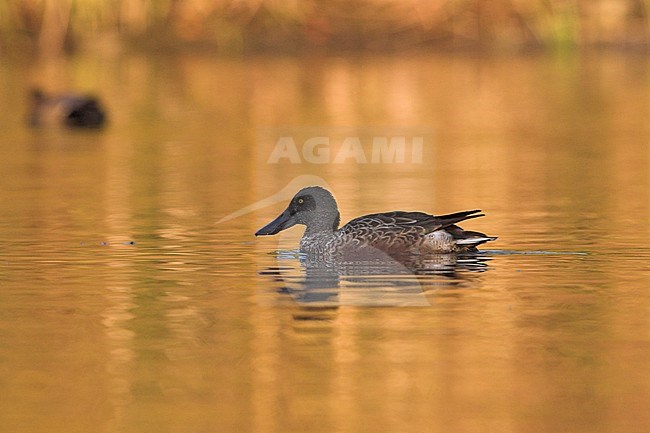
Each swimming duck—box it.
[255,186,496,256]
[28,88,106,129]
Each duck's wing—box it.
[337,210,485,248]
[342,210,484,232]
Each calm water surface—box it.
[1,53,650,433]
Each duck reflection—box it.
[259,250,492,307]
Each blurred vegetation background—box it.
[1,0,650,56]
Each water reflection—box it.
[1,52,650,433]
[260,251,492,306]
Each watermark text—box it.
[267,135,424,164]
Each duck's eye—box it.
[297,198,304,204]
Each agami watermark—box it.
[259,127,431,164]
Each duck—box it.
[28,88,106,129]
[255,186,496,256]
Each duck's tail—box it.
[428,209,485,232]
[450,227,498,247]
[455,235,498,247]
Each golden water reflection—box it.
[0,52,649,433]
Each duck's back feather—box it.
[341,210,483,233]
[331,210,486,253]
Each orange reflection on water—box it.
[0,52,649,433]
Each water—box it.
[1,52,650,433]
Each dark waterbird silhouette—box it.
[28,88,106,129]
[255,186,497,257]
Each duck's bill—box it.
[255,210,296,236]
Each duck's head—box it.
[30,88,46,103]
[28,88,47,127]
[255,186,340,236]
